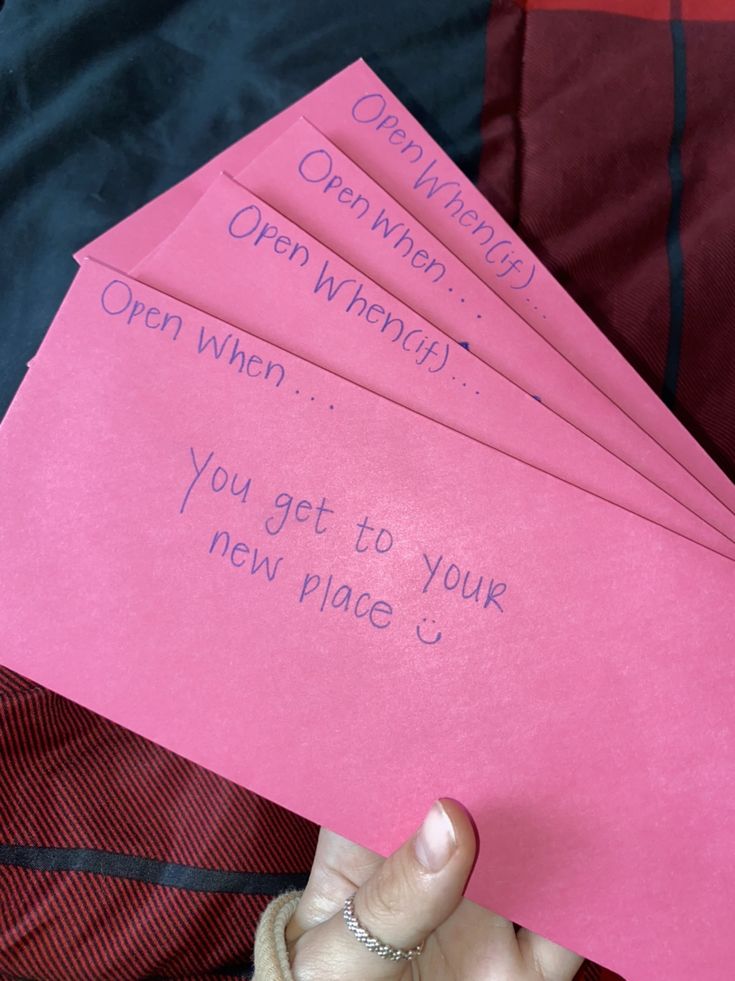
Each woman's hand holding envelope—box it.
[282,799,583,980]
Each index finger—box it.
[287,826,385,942]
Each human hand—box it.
[285,799,583,980]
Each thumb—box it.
[290,799,476,980]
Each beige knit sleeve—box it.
[252,890,303,981]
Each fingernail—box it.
[414,800,457,872]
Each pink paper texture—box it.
[2,260,734,981]
[135,174,734,558]
[235,118,735,542]
[76,59,734,516]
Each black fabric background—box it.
[0,0,487,418]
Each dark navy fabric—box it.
[0,0,488,419]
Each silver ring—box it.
[342,892,424,962]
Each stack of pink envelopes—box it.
[1,60,733,980]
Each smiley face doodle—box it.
[416,617,442,645]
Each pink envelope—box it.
[134,173,734,558]
[76,59,735,516]
[2,259,734,981]
[234,117,735,542]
